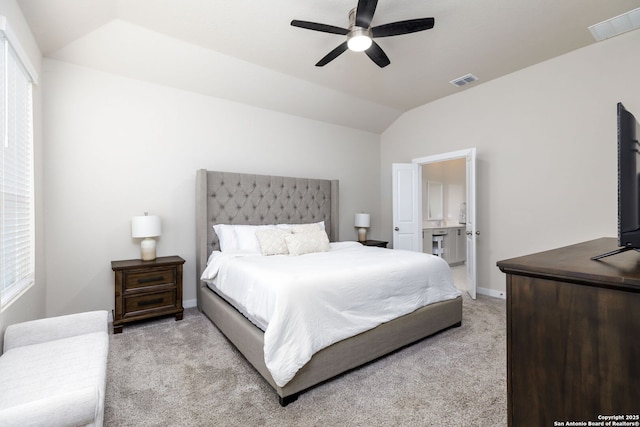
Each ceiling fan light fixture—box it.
[291,2,435,67]
[347,28,372,51]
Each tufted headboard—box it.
[195,170,339,294]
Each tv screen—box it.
[592,102,640,260]
[618,102,640,248]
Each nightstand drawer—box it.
[124,290,176,315]
[124,268,176,291]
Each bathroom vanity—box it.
[423,225,466,265]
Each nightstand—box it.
[361,240,388,248]
[111,256,185,333]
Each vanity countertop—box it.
[423,223,466,230]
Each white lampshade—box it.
[354,213,370,228]
[131,214,161,238]
[131,214,161,261]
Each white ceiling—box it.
[16,0,640,133]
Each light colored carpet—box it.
[104,294,506,426]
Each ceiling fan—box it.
[291,0,435,68]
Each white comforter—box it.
[201,241,461,387]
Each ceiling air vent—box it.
[588,7,640,42]
[450,74,478,88]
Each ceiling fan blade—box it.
[365,41,390,68]
[355,0,378,28]
[371,17,435,38]
[291,20,349,35]
[316,42,349,67]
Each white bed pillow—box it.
[213,224,238,252]
[233,224,275,252]
[256,228,292,256]
[277,221,325,232]
[213,224,275,252]
[291,221,326,234]
[285,230,330,256]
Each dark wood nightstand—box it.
[360,240,388,248]
[111,255,185,333]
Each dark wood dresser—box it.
[497,238,640,426]
[111,255,185,333]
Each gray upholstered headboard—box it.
[195,170,339,292]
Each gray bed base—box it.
[195,169,463,405]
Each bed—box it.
[195,169,463,405]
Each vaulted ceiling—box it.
[16,0,640,133]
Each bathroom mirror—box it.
[427,181,444,220]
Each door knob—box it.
[476,231,481,235]
[394,227,399,231]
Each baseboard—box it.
[184,299,197,308]
[477,287,506,300]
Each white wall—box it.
[0,0,45,349]
[42,59,381,316]
[381,29,640,295]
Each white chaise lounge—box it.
[0,310,109,427]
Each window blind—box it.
[0,23,35,309]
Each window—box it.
[0,17,37,310]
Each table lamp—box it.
[131,213,161,261]
[355,213,370,242]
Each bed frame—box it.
[195,169,463,405]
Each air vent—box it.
[450,74,478,88]
[589,7,640,42]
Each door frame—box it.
[413,148,477,299]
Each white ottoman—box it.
[0,311,109,427]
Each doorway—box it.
[393,148,477,299]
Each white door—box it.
[392,163,422,251]
[404,148,477,299]
[464,149,477,299]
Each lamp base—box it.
[357,227,368,243]
[140,238,157,261]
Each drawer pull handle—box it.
[138,276,164,284]
[138,298,163,307]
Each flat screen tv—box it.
[592,102,640,260]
